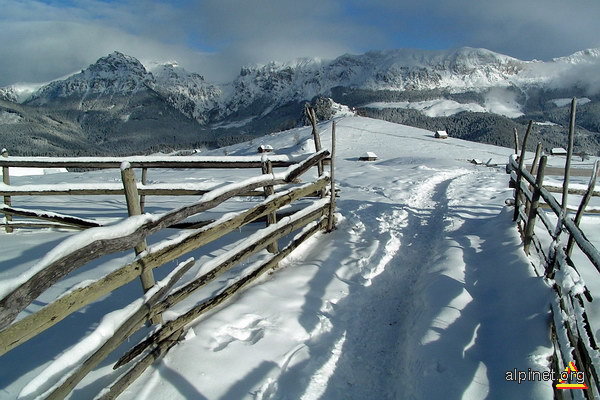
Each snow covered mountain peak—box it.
[149,62,221,124]
[223,46,529,115]
[27,51,153,105]
[552,47,600,64]
[87,51,147,75]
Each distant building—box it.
[359,152,378,161]
[435,130,448,139]
[551,147,567,156]
[257,144,274,153]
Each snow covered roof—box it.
[257,144,274,153]
[551,147,567,155]
[359,152,378,160]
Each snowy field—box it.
[1,116,598,399]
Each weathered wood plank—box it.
[45,258,196,400]
[262,160,278,253]
[139,167,148,213]
[100,328,186,400]
[523,156,547,254]
[513,121,532,222]
[566,160,600,256]
[2,148,12,233]
[0,158,299,169]
[327,120,337,232]
[510,156,600,274]
[562,98,577,210]
[544,185,600,197]
[148,201,329,324]
[305,105,324,177]
[0,186,265,196]
[0,177,330,355]
[121,164,158,325]
[3,222,84,230]
[0,204,102,228]
[0,167,296,330]
[116,212,328,369]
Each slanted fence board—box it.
[507,139,600,396]
[0,144,337,399]
[116,209,329,369]
[0,161,311,329]
[45,258,196,400]
[0,176,330,355]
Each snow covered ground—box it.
[362,89,523,118]
[2,116,597,399]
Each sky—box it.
[1,0,600,87]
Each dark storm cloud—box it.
[0,0,598,87]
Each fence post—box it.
[513,128,519,155]
[305,105,324,177]
[261,159,278,253]
[327,121,337,232]
[529,142,543,176]
[120,162,161,323]
[523,155,547,254]
[525,142,543,218]
[139,167,148,213]
[2,148,13,233]
[562,98,577,211]
[566,160,600,257]
[513,121,533,222]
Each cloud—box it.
[0,0,599,87]
[352,0,600,60]
[0,0,381,85]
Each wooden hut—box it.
[257,144,274,153]
[359,152,378,161]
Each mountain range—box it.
[1,47,599,155]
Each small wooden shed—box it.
[257,144,274,153]
[551,147,567,156]
[359,152,378,161]
[435,130,448,139]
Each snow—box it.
[551,97,591,107]
[0,111,22,124]
[364,99,486,117]
[2,115,597,399]
[363,94,523,118]
[1,167,67,177]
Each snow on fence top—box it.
[0,154,306,169]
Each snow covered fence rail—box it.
[0,146,338,398]
[0,149,331,338]
[0,150,335,232]
[0,153,306,169]
[508,152,600,397]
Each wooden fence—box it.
[0,150,323,231]
[508,100,600,399]
[0,120,338,399]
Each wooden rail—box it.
[0,155,303,169]
[508,101,600,398]
[0,123,338,398]
[0,151,331,231]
